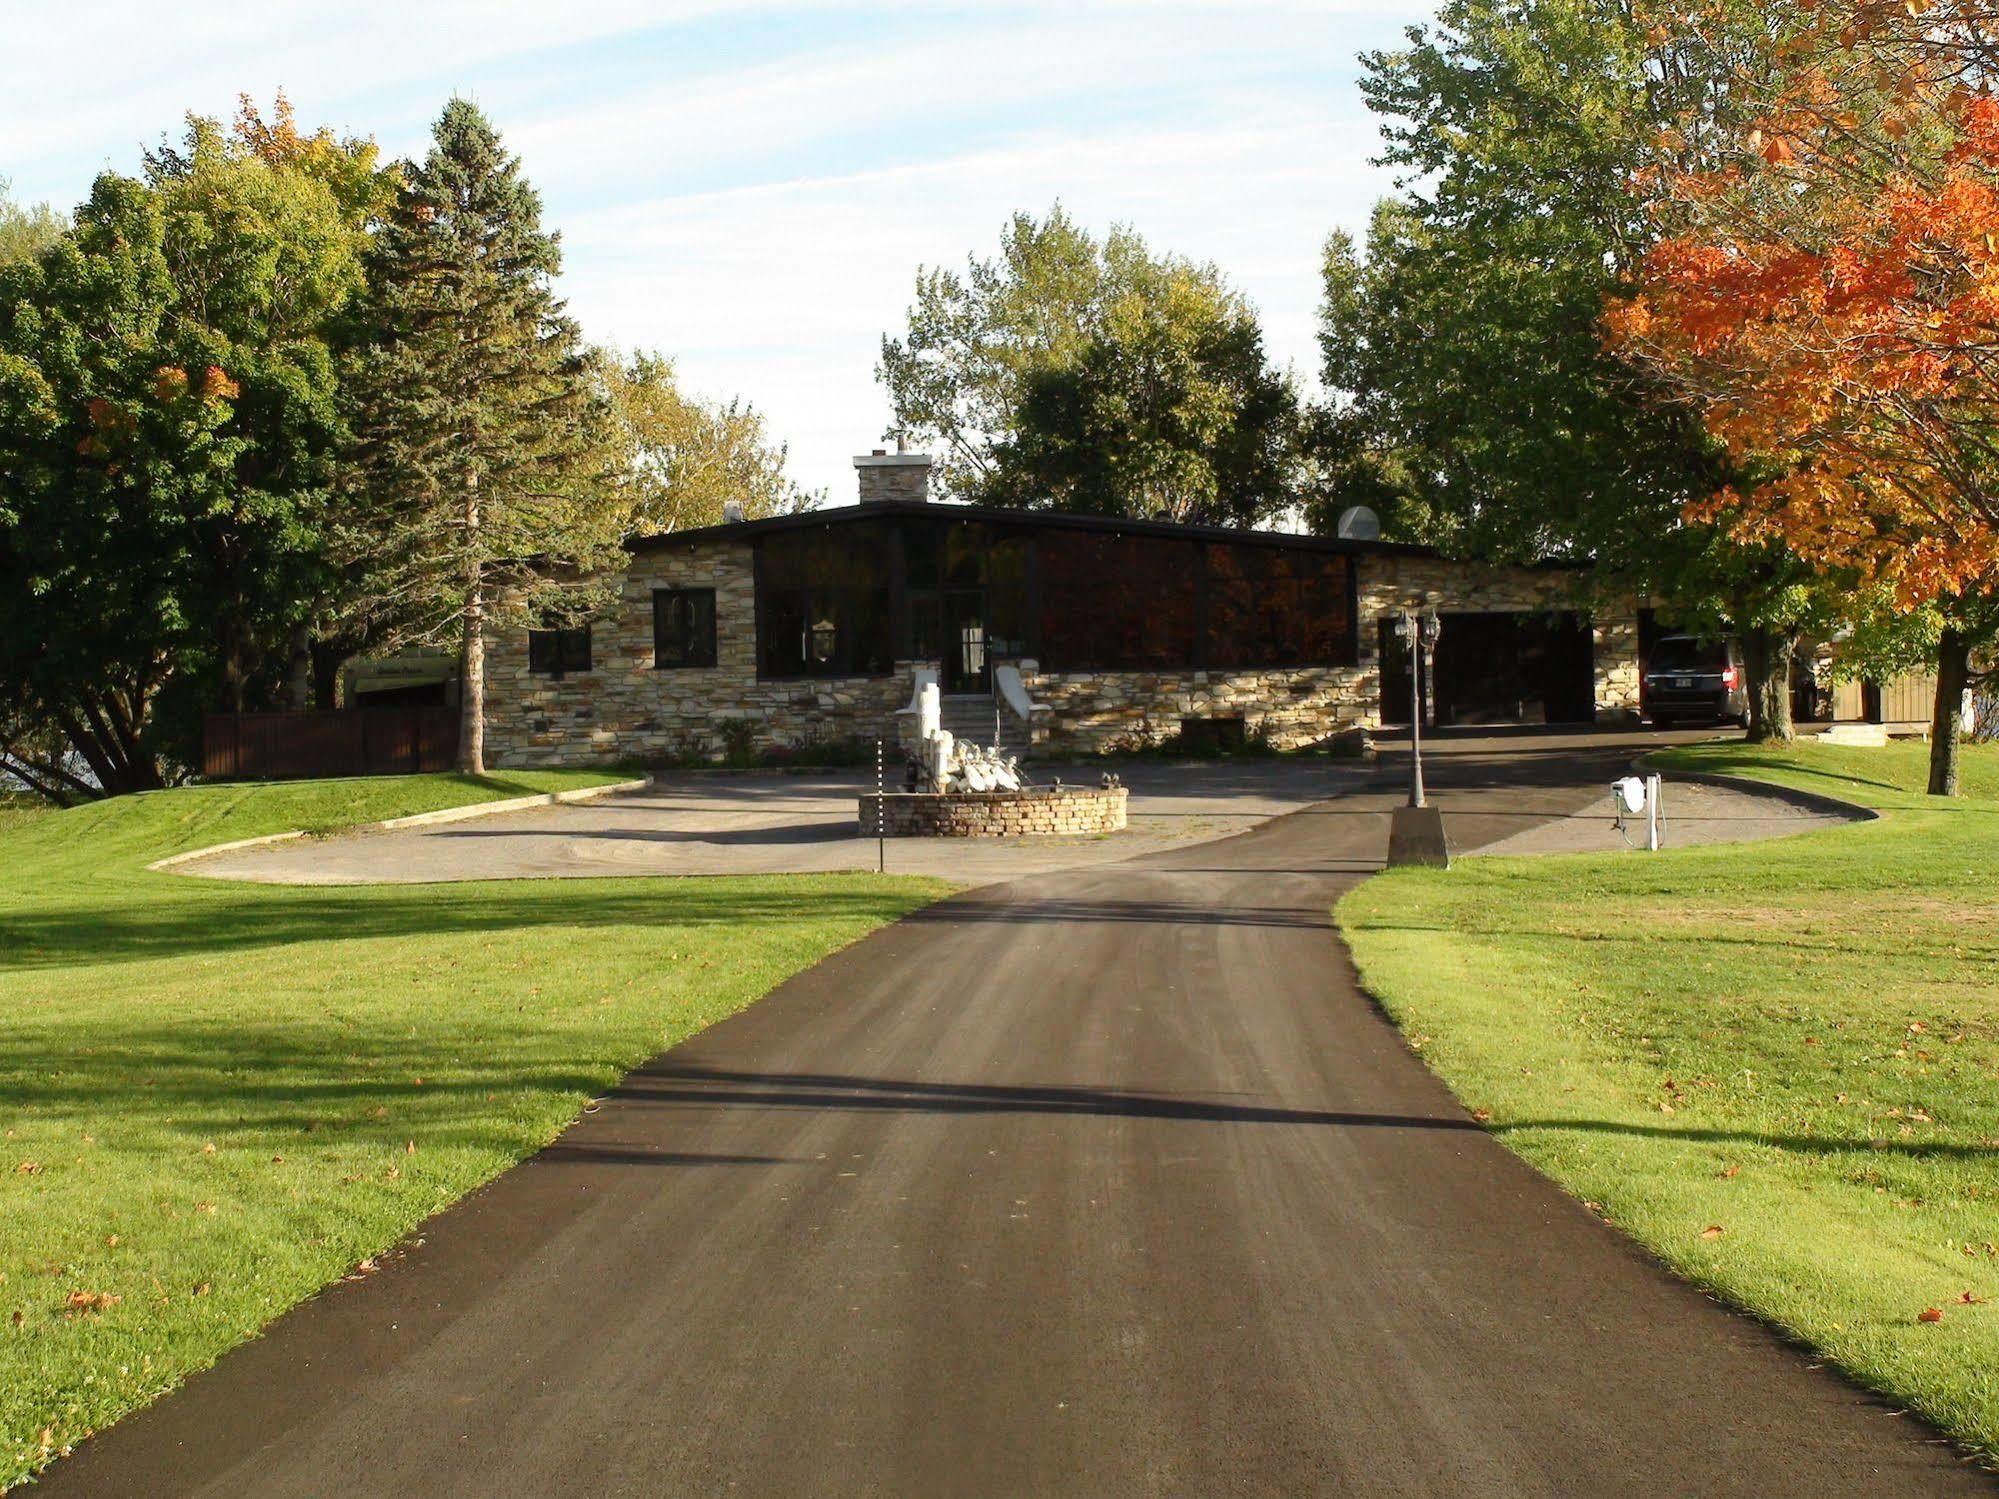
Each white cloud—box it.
[3,0,1428,501]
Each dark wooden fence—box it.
[203,709,461,781]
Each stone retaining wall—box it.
[859,787,1128,838]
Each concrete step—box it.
[934,696,1029,754]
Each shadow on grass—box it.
[1,883,1354,971]
[1344,917,1999,965]
[0,881,933,972]
[1493,1116,1999,1162]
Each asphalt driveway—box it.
[44,738,1975,1498]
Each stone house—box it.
[482,449,1641,768]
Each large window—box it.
[1204,543,1354,668]
[1037,530,1200,671]
[653,588,717,668]
[527,625,592,677]
[757,525,893,678]
[1036,530,1355,672]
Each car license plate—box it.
[1673,677,1693,688]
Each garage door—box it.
[1378,611,1595,726]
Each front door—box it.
[943,589,989,693]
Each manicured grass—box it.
[0,774,944,1487]
[1338,740,1999,1459]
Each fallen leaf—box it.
[1700,1225,1725,1240]
[191,1282,210,1297]
[63,1290,120,1316]
[1470,1109,1492,1124]
[1918,1306,1944,1323]
[104,1235,119,1249]
[14,1161,41,1175]
[10,1310,21,1326]
[404,1140,416,1155]
[199,1143,216,1155]
[1719,1165,1741,1180]
[1957,1291,1986,1305]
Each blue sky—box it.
[2,1,1436,502]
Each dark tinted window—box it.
[527,625,591,676]
[653,588,717,668]
[758,526,893,678]
[1205,543,1354,669]
[1650,637,1728,672]
[1037,530,1199,670]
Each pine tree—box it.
[342,99,616,773]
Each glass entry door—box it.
[943,589,989,693]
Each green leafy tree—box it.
[880,206,1302,525]
[341,99,619,774]
[1322,0,1834,738]
[1835,583,1999,796]
[602,350,818,533]
[0,177,65,265]
[0,103,388,800]
[143,101,393,713]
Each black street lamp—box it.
[1388,603,1449,868]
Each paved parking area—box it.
[172,730,1858,887]
[178,759,1370,886]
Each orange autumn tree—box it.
[1608,0,1999,792]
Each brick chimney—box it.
[854,442,933,505]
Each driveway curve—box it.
[45,740,1969,1498]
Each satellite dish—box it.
[1336,505,1381,541]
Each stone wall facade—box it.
[859,787,1127,837]
[1015,554,1642,755]
[481,533,1644,769]
[483,538,907,768]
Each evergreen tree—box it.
[342,99,617,773]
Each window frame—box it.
[652,586,719,670]
[526,624,592,678]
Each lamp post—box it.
[1388,604,1449,868]
[1394,605,1443,808]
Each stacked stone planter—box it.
[859,786,1127,838]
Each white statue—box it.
[910,677,1022,794]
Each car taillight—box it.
[1722,666,1739,688]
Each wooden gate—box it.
[203,709,461,781]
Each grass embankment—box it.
[0,773,943,1487]
[1339,741,1999,1458]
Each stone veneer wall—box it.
[482,538,1644,767]
[859,787,1127,838]
[1018,554,1642,755]
[483,535,908,768]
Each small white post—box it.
[1646,773,1662,852]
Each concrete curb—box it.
[148,830,308,870]
[372,778,649,829]
[147,777,650,873]
[1634,758,1879,824]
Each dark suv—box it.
[1644,634,1748,726]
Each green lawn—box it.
[1339,740,1999,1460]
[0,773,944,1487]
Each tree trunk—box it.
[1740,626,1795,743]
[1927,627,1970,797]
[286,625,313,711]
[310,639,346,710]
[458,472,485,775]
